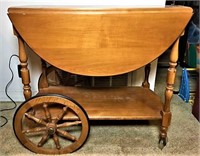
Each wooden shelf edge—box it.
[39,86,163,120]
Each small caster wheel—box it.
[158,137,168,150]
[13,94,90,154]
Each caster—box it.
[158,137,168,150]
[13,94,90,154]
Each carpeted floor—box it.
[0,67,199,156]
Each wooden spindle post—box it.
[160,36,180,141]
[18,36,32,100]
[142,63,151,88]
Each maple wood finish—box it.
[8,6,192,77]
[39,86,163,120]
[16,34,32,100]
[8,6,192,154]
[14,95,89,154]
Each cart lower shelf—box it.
[39,86,163,120]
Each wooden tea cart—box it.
[8,6,192,154]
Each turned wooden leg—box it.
[159,37,180,149]
[142,63,151,88]
[18,37,32,100]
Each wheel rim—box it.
[13,94,89,154]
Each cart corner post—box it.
[160,35,180,146]
[16,31,32,100]
[142,63,151,88]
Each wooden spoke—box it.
[53,134,61,149]
[25,113,47,126]
[57,121,82,128]
[54,106,68,123]
[38,133,49,147]
[22,127,46,134]
[43,103,51,122]
[57,129,77,141]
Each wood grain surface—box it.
[8,6,193,76]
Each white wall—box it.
[0,0,165,101]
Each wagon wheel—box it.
[13,94,90,154]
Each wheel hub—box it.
[47,123,57,135]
